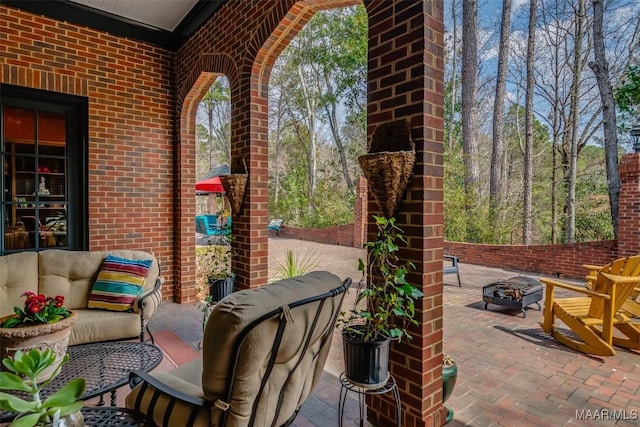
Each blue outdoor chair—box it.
[196,215,232,243]
[268,219,284,236]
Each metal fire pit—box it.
[482,276,543,318]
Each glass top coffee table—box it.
[64,342,163,405]
[1,341,163,422]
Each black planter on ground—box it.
[342,328,391,389]
[208,276,235,302]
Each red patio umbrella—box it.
[195,176,224,193]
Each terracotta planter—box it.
[0,311,77,381]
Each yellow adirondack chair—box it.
[540,255,640,356]
[584,259,640,318]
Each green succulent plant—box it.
[0,349,85,427]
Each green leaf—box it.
[388,328,402,339]
[0,392,37,413]
[2,359,18,373]
[43,378,85,408]
[392,308,406,317]
[7,412,43,427]
[2,316,21,328]
[411,288,424,298]
[54,401,84,417]
[0,372,32,392]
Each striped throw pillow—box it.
[88,255,153,312]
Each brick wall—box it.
[0,5,177,300]
[443,240,618,279]
[618,153,640,257]
[280,224,355,247]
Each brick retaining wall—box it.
[443,240,618,280]
[278,224,355,247]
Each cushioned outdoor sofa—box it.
[0,249,162,345]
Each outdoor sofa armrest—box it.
[137,257,164,321]
[138,276,163,320]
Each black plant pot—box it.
[208,276,235,302]
[342,328,390,389]
[442,362,458,424]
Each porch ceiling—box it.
[3,0,226,50]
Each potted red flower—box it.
[0,292,77,381]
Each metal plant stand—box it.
[338,373,401,427]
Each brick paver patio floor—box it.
[144,238,640,426]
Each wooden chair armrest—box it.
[582,264,604,271]
[540,277,611,300]
[128,370,209,408]
[600,273,640,285]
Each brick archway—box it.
[241,0,363,290]
[175,54,237,303]
[175,1,445,424]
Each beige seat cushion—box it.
[125,359,210,427]
[202,271,343,426]
[0,252,39,317]
[70,309,141,345]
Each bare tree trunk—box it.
[461,0,480,231]
[323,76,354,192]
[207,106,215,170]
[566,0,585,243]
[448,0,459,151]
[490,0,512,235]
[272,93,286,205]
[297,64,318,211]
[523,0,538,244]
[588,0,620,238]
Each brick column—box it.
[365,1,445,426]
[353,177,368,249]
[618,153,640,257]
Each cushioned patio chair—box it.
[540,255,640,356]
[126,271,351,427]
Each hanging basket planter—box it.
[220,174,247,217]
[358,119,415,218]
[220,155,248,217]
[358,150,415,219]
